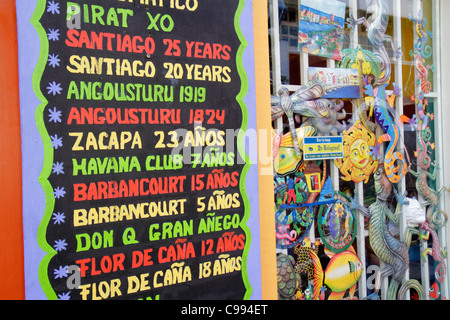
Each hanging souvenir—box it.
[277,253,301,300]
[347,0,402,85]
[419,222,447,284]
[334,120,378,183]
[271,81,347,158]
[298,0,346,61]
[308,67,360,99]
[274,172,314,249]
[339,47,381,88]
[351,166,424,300]
[429,282,444,300]
[271,82,326,157]
[275,211,314,250]
[372,84,409,184]
[273,126,316,176]
[405,11,450,230]
[305,172,322,193]
[294,98,347,137]
[319,247,363,300]
[274,172,309,206]
[294,239,363,300]
[293,237,324,300]
[344,0,408,184]
[318,192,357,253]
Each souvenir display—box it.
[419,222,447,283]
[405,10,448,294]
[277,253,301,300]
[271,0,447,301]
[347,0,402,85]
[293,238,323,300]
[352,167,424,300]
[273,126,317,176]
[319,247,363,300]
[271,81,347,157]
[298,0,346,61]
[318,192,356,253]
[406,11,450,230]
[334,121,378,183]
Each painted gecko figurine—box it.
[405,10,450,230]
[370,83,408,184]
[351,166,424,300]
[420,221,447,283]
[407,102,449,230]
[410,8,433,60]
[409,10,433,94]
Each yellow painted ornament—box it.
[273,126,316,176]
[321,247,363,300]
[334,120,378,183]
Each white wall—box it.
[439,0,450,293]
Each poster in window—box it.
[298,0,346,61]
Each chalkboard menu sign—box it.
[28,0,255,300]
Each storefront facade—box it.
[1,0,450,300]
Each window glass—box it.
[269,0,443,300]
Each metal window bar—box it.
[269,0,447,300]
[394,0,410,300]
[431,0,450,300]
[411,0,430,300]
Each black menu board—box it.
[35,0,251,300]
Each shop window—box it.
[270,0,448,300]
